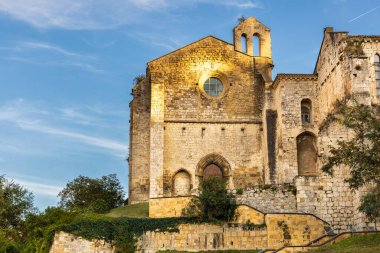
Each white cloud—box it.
[13,178,62,197]
[19,122,128,153]
[20,41,93,59]
[0,0,261,30]
[0,99,128,155]
[2,41,104,73]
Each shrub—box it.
[183,177,237,221]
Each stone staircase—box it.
[259,231,380,253]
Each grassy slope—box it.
[309,233,380,253]
[105,202,149,218]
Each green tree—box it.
[0,175,36,252]
[183,177,237,221]
[22,207,77,253]
[322,100,380,222]
[58,174,125,213]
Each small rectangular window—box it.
[375,54,380,98]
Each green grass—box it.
[308,233,380,253]
[105,202,149,218]
[158,251,260,253]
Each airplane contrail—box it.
[349,4,380,23]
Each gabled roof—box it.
[148,35,234,64]
[147,35,255,64]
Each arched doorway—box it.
[196,153,231,187]
[173,170,191,196]
[297,132,317,176]
[203,163,223,180]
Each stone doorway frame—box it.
[195,153,232,188]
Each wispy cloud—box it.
[0,99,128,155]
[20,41,94,59]
[13,178,62,197]
[0,0,261,30]
[349,4,380,23]
[128,31,186,51]
[1,41,104,73]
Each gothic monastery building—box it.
[128,17,380,230]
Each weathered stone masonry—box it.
[129,16,380,230]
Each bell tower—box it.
[233,17,272,59]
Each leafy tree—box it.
[58,174,125,213]
[0,175,36,252]
[0,175,36,238]
[21,207,78,253]
[183,177,237,221]
[322,100,380,222]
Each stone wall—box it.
[50,212,329,253]
[145,26,273,197]
[49,232,114,253]
[235,204,265,224]
[137,223,267,253]
[129,79,151,203]
[236,184,297,213]
[271,76,318,184]
[163,122,264,195]
[149,196,192,218]
[265,213,327,249]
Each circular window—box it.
[204,77,223,97]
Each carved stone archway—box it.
[196,153,231,179]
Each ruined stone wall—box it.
[147,36,269,196]
[304,37,380,230]
[315,30,349,120]
[149,36,264,121]
[137,223,267,253]
[265,213,327,249]
[361,39,380,103]
[272,77,318,184]
[236,185,297,213]
[50,214,328,253]
[163,122,263,194]
[149,196,192,218]
[235,204,265,224]
[49,232,114,253]
[129,79,151,203]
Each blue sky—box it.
[0,0,379,210]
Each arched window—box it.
[301,99,312,124]
[297,132,317,176]
[173,170,191,196]
[375,54,380,98]
[253,34,260,56]
[241,34,247,53]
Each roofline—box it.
[313,29,349,74]
[272,73,318,89]
[147,35,256,64]
[347,35,380,40]
[148,35,233,64]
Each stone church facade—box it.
[129,17,380,230]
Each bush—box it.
[183,177,237,221]
[58,174,125,213]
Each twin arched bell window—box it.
[241,34,260,56]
